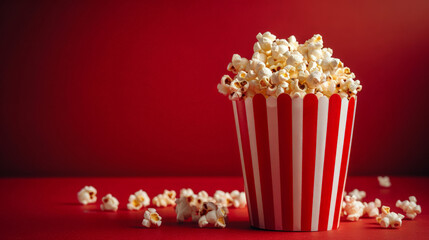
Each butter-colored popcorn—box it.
[377,176,391,187]
[100,194,119,211]
[376,206,404,228]
[396,196,422,219]
[218,32,361,100]
[77,186,97,205]
[348,188,366,201]
[175,196,200,222]
[342,195,365,221]
[142,208,162,228]
[127,190,150,210]
[364,198,382,217]
[198,202,228,228]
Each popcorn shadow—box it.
[364,222,397,230]
[59,202,82,206]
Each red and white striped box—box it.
[232,93,357,231]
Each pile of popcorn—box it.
[217,32,362,100]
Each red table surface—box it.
[0,176,428,240]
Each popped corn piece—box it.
[180,188,195,198]
[230,190,247,208]
[100,194,119,211]
[378,176,391,188]
[342,195,365,221]
[376,206,404,228]
[364,198,381,217]
[152,194,168,207]
[77,186,97,205]
[142,208,162,228]
[127,190,150,210]
[175,196,199,222]
[348,189,366,201]
[198,202,229,228]
[396,196,422,219]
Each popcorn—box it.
[214,190,233,207]
[180,188,195,198]
[100,194,119,211]
[378,176,391,187]
[230,190,247,208]
[142,208,162,228]
[175,196,200,222]
[363,198,382,217]
[219,32,362,100]
[348,189,366,201]
[152,189,177,207]
[396,196,422,219]
[127,190,150,210]
[376,206,404,228]
[198,202,229,228]
[341,195,365,221]
[77,186,97,205]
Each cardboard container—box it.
[232,93,357,231]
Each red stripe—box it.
[252,94,275,230]
[236,99,259,227]
[318,94,342,231]
[332,97,356,229]
[277,94,293,231]
[301,94,318,231]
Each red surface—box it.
[0,176,428,239]
[1,0,429,177]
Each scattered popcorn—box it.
[396,196,422,219]
[378,176,391,188]
[142,208,162,228]
[127,190,150,210]
[198,202,229,228]
[100,194,119,211]
[342,195,365,221]
[348,189,366,201]
[376,206,404,228]
[175,196,200,222]
[152,189,177,207]
[363,198,382,217]
[218,32,362,100]
[77,186,97,205]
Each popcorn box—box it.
[232,93,357,231]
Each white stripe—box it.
[311,96,329,231]
[327,97,349,230]
[266,96,282,230]
[245,97,265,229]
[292,97,303,231]
[337,98,357,229]
[232,101,253,225]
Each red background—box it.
[1,0,429,177]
